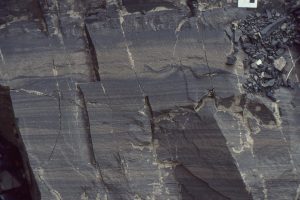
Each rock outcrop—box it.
[0,0,299,199]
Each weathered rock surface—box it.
[0,0,300,200]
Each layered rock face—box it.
[0,0,300,200]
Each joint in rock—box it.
[186,0,198,17]
[207,88,215,98]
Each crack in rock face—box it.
[122,0,179,14]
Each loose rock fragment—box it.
[226,54,237,65]
[260,17,287,36]
[266,9,272,19]
[251,62,258,69]
[261,72,272,79]
[262,79,276,87]
[273,56,286,71]
[266,90,277,102]
[276,48,285,56]
[256,59,262,66]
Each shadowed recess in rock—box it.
[122,0,178,13]
[0,85,40,200]
[153,102,252,199]
[175,164,229,200]
[246,100,276,125]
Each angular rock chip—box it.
[226,55,237,65]
[274,56,287,71]
[262,79,276,87]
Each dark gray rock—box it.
[260,17,287,36]
[0,0,299,200]
[262,79,276,87]
[226,54,237,65]
[0,86,39,200]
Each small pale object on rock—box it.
[274,56,286,71]
[256,59,263,66]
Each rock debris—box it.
[227,8,299,101]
